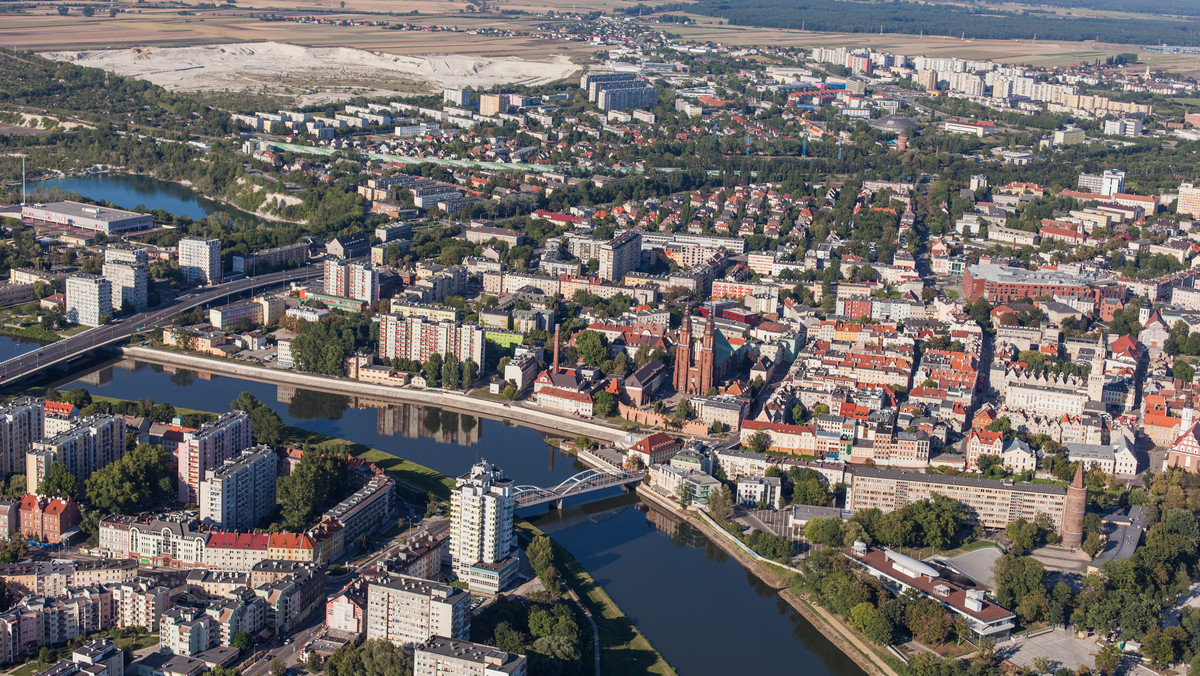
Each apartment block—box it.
[1179,182,1200,219]
[159,606,217,656]
[324,259,380,303]
[414,637,527,676]
[0,397,44,476]
[65,274,112,327]
[199,444,277,531]
[178,412,253,504]
[365,574,470,646]
[378,315,486,365]
[101,250,148,312]
[112,578,170,631]
[598,231,642,282]
[178,237,222,285]
[449,462,516,594]
[26,414,126,492]
[18,495,80,544]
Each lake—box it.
[34,173,254,224]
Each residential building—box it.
[178,412,253,504]
[324,260,380,304]
[1179,182,1200,219]
[736,475,783,509]
[0,397,45,475]
[199,445,277,531]
[178,238,222,285]
[159,606,216,657]
[378,315,486,366]
[112,578,170,631]
[18,495,80,544]
[65,275,112,327]
[323,470,396,552]
[27,414,126,491]
[365,574,470,647]
[598,232,641,282]
[326,584,366,640]
[414,637,527,676]
[102,246,148,311]
[449,462,517,594]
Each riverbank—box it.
[633,483,903,676]
[116,345,631,444]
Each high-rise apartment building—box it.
[598,231,642,281]
[199,444,277,531]
[449,461,516,594]
[324,260,379,303]
[378,315,486,365]
[365,574,470,647]
[178,237,222,285]
[414,637,527,676]
[177,412,253,504]
[102,245,149,311]
[26,415,126,492]
[1179,182,1200,218]
[0,397,45,476]
[65,275,112,327]
[112,578,170,631]
[443,89,472,107]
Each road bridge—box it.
[0,265,323,388]
[512,467,643,510]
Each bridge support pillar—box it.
[555,499,565,511]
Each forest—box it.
[659,0,1200,45]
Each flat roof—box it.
[416,637,525,673]
[23,201,148,223]
[850,467,1068,496]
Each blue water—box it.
[33,173,248,223]
[0,336,43,363]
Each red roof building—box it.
[19,494,80,544]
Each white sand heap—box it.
[41,41,578,95]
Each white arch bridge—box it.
[512,468,643,509]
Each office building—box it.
[65,275,112,327]
[449,461,517,594]
[178,412,253,504]
[26,414,126,492]
[598,231,641,282]
[0,397,44,476]
[378,315,486,366]
[178,237,222,285]
[20,201,152,234]
[200,444,277,531]
[324,260,380,303]
[414,637,527,676]
[365,574,470,646]
[846,466,1086,546]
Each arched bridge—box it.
[513,467,643,509]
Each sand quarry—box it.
[42,42,579,101]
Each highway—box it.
[0,264,323,387]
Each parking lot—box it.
[997,627,1097,672]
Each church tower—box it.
[674,310,693,393]
[698,315,716,395]
[1087,333,1107,404]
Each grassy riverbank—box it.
[517,520,678,676]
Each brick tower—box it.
[673,310,693,393]
[1061,462,1087,549]
[698,315,715,395]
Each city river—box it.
[19,173,868,674]
[56,356,864,675]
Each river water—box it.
[23,173,866,675]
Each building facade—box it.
[65,275,112,327]
[178,238,222,285]
[178,412,253,504]
[199,444,277,531]
[449,462,516,594]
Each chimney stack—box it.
[551,325,560,374]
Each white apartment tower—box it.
[365,574,470,647]
[199,444,277,531]
[102,246,149,312]
[598,231,641,282]
[449,461,515,584]
[65,274,112,327]
[177,411,253,504]
[178,237,222,285]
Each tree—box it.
[307,652,324,673]
[676,481,692,508]
[575,330,609,367]
[442,353,462,390]
[1094,642,1122,675]
[707,485,733,522]
[57,5,68,14]
[804,517,844,547]
[745,431,770,453]
[231,392,284,446]
[791,469,831,506]
[992,554,1045,609]
[906,598,952,645]
[526,535,554,575]
[277,450,350,531]
[231,631,253,653]
[38,462,80,499]
[710,419,724,435]
[270,658,286,676]
[1175,359,1195,383]
[81,5,95,16]
[86,443,174,515]
[424,353,443,387]
[1007,517,1040,555]
[850,602,893,645]
[593,391,616,418]
[462,360,479,389]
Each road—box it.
[0,264,324,387]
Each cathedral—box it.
[673,311,735,396]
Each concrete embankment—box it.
[116,346,628,444]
